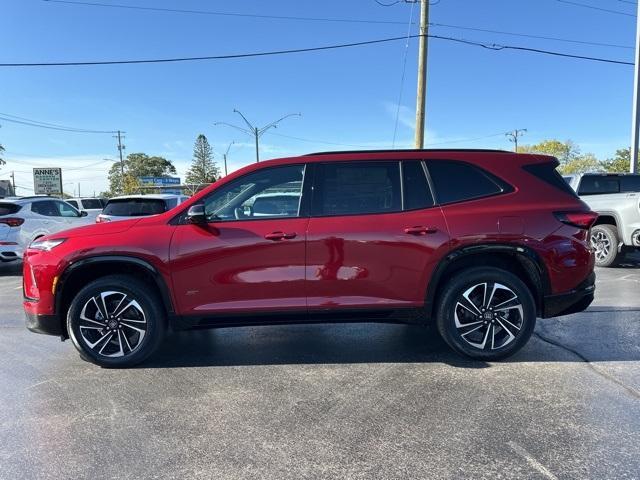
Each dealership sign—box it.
[139,176,182,195]
[33,168,63,195]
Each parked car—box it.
[564,173,640,267]
[0,196,92,262]
[65,197,106,221]
[96,194,189,223]
[24,149,596,367]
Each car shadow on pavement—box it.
[139,315,640,369]
[0,261,22,276]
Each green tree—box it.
[185,134,219,189]
[108,153,176,195]
[602,148,631,173]
[562,153,601,174]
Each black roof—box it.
[304,148,511,156]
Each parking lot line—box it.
[508,441,558,480]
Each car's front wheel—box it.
[66,275,166,367]
[436,267,536,361]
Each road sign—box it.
[33,168,63,195]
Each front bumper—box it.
[542,272,596,318]
[25,311,64,336]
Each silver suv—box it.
[0,196,92,262]
[564,173,640,266]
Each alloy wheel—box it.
[590,231,611,263]
[453,282,524,351]
[77,291,147,358]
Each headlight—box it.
[30,238,66,251]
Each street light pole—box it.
[223,141,235,176]
[214,110,301,163]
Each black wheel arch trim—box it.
[55,255,175,321]
[424,243,551,319]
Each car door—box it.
[170,164,310,316]
[29,200,62,237]
[52,200,90,230]
[305,160,450,311]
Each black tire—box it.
[436,267,536,361]
[590,224,620,268]
[66,274,166,367]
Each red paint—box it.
[23,150,595,323]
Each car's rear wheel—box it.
[66,275,166,367]
[436,267,536,361]
[590,224,620,267]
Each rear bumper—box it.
[25,311,64,336]
[542,271,596,318]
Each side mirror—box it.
[187,204,206,224]
[80,211,88,217]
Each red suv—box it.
[23,150,597,367]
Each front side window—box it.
[427,160,506,204]
[56,201,80,217]
[203,165,304,222]
[312,162,401,216]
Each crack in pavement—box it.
[533,331,640,400]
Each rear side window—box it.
[402,161,434,210]
[103,199,167,216]
[621,176,640,192]
[312,162,401,216]
[523,163,579,198]
[427,161,506,204]
[578,176,620,195]
[0,203,21,216]
[31,200,61,217]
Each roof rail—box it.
[304,148,511,156]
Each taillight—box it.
[0,217,25,227]
[554,211,598,229]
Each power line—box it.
[0,112,116,133]
[0,34,633,68]
[42,0,410,25]
[554,0,636,17]
[392,1,417,147]
[430,22,634,50]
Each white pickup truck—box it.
[564,173,640,267]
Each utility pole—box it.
[114,130,126,192]
[223,141,235,177]
[10,171,15,195]
[631,0,640,173]
[414,0,429,149]
[78,182,81,198]
[506,129,527,152]
[215,110,301,163]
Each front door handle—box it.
[265,231,297,241]
[404,226,437,235]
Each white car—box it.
[65,197,106,221]
[0,196,93,262]
[96,194,189,223]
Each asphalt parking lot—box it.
[1,258,639,480]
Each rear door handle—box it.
[265,231,297,241]
[404,226,437,235]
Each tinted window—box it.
[103,199,167,216]
[621,176,640,192]
[427,161,505,204]
[0,203,21,216]
[66,200,79,209]
[31,200,60,217]
[578,176,620,195]
[56,201,80,217]
[524,163,579,198]
[402,161,434,210]
[165,198,178,210]
[81,199,103,209]
[203,165,304,221]
[312,162,401,216]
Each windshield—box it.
[103,198,167,216]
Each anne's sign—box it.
[33,168,63,195]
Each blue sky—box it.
[0,0,637,195]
